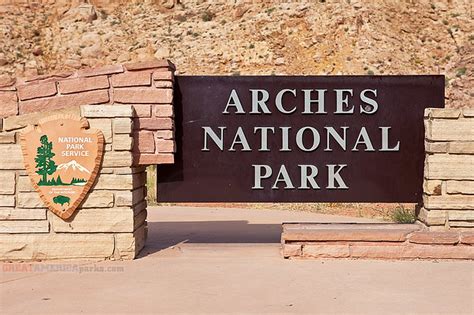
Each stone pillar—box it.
[419,108,474,230]
[0,59,175,260]
[0,105,147,260]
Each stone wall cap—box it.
[77,64,124,77]
[463,108,474,117]
[24,72,74,83]
[124,59,175,71]
[283,223,420,231]
[282,223,421,242]
[425,108,461,119]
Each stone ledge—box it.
[282,223,421,242]
[124,59,175,71]
[282,223,474,260]
[425,108,461,119]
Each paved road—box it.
[1,206,473,314]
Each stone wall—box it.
[282,223,474,260]
[0,105,148,260]
[420,108,474,230]
[0,59,175,165]
[283,107,474,260]
[0,59,173,261]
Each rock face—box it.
[61,4,98,23]
[0,1,471,108]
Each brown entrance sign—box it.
[157,76,444,202]
[20,116,104,219]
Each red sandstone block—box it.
[0,76,16,90]
[155,130,173,139]
[124,59,175,71]
[19,90,109,114]
[77,64,124,77]
[303,244,350,258]
[349,245,405,259]
[460,232,474,245]
[412,245,474,259]
[282,223,421,241]
[0,92,18,118]
[402,244,474,259]
[58,76,109,94]
[409,231,459,245]
[155,139,175,153]
[134,153,174,165]
[134,117,173,130]
[0,92,18,117]
[153,71,174,81]
[133,131,155,153]
[282,244,302,258]
[111,71,152,87]
[154,105,174,117]
[114,88,173,104]
[132,105,151,117]
[25,72,73,83]
[282,228,416,242]
[349,244,474,260]
[154,81,173,88]
[17,81,57,100]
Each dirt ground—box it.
[148,164,417,222]
[1,206,472,315]
[169,202,417,222]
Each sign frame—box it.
[157,75,444,203]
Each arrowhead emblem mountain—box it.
[57,160,91,174]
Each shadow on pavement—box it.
[138,220,282,257]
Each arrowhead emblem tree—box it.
[35,135,58,186]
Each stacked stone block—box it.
[282,223,474,259]
[282,107,474,260]
[420,108,474,230]
[0,60,175,261]
[0,105,147,260]
[0,59,175,166]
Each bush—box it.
[391,205,416,223]
[201,11,215,22]
[456,67,466,77]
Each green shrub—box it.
[456,67,466,77]
[201,11,215,22]
[391,205,416,223]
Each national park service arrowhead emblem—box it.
[20,115,104,219]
